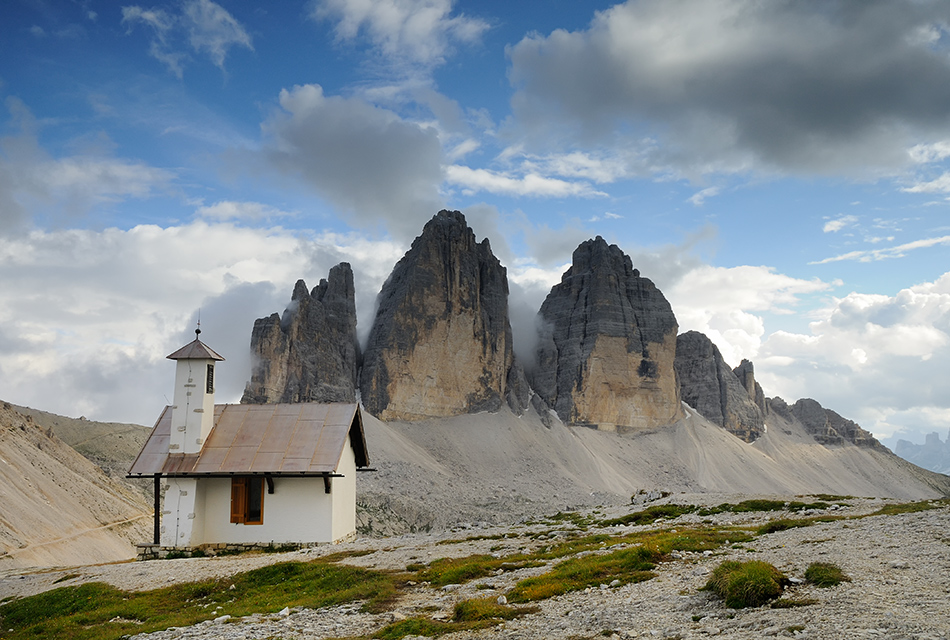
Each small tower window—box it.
[206,364,214,394]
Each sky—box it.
[2,0,949,450]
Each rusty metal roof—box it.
[128,403,368,477]
[166,338,225,361]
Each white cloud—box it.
[312,0,489,68]
[823,214,858,233]
[507,0,950,178]
[122,0,252,77]
[261,84,443,240]
[195,201,296,222]
[688,186,720,206]
[665,264,833,366]
[810,234,950,264]
[754,272,950,438]
[182,0,253,69]
[903,171,950,193]
[0,100,174,232]
[0,222,405,424]
[444,165,607,198]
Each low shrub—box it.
[804,562,851,587]
[703,560,785,608]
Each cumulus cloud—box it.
[261,84,444,240]
[312,0,489,69]
[122,0,252,77]
[664,264,833,366]
[507,0,950,178]
[755,272,950,438]
[823,215,859,233]
[0,222,407,424]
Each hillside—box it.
[355,403,950,536]
[0,402,151,569]
[9,402,152,497]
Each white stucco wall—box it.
[161,477,202,547]
[331,435,357,541]
[163,434,360,546]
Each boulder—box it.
[674,330,764,442]
[241,263,360,404]
[532,237,683,430]
[360,210,527,421]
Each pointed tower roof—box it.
[166,329,225,361]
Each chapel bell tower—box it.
[166,326,225,455]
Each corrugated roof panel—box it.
[164,455,198,474]
[220,446,259,471]
[192,447,228,473]
[287,421,323,458]
[250,451,284,473]
[279,457,313,473]
[129,403,364,477]
[258,413,299,453]
[299,403,331,422]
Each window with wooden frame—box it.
[230,477,264,524]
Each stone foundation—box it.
[134,532,357,561]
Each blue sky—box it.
[2,0,949,449]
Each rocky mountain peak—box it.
[241,262,360,404]
[360,210,527,421]
[532,236,683,430]
[674,331,765,442]
[788,398,881,448]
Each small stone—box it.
[278,607,291,617]
[497,595,507,605]
[213,615,231,624]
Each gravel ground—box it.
[2,495,949,639]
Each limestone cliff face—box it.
[241,263,360,404]
[532,237,683,430]
[733,359,768,416]
[360,210,527,421]
[774,397,881,448]
[674,331,765,442]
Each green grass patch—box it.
[507,546,659,603]
[415,555,543,587]
[453,597,538,622]
[756,518,815,535]
[864,499,949,517]
[703,560,786,608]
[600,504,697,527]
[0,560,402,640]
[804,562,851,587]
[771,597,819,608]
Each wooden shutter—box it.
[230,477,247,523]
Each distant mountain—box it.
[895,431,950,474]
[0,401,150,568]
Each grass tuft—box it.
[804,562,851,587]
[507,546,659,603]
[703,560,785,608]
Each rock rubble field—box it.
[2,494,948,640]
